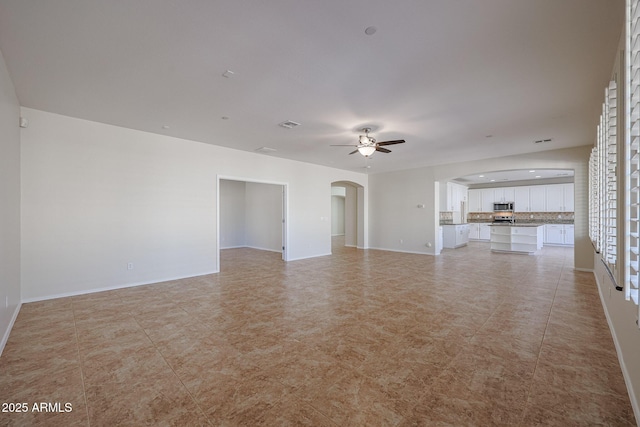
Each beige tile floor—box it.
[0,238,636,426]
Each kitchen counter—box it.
[490,224,543,254]
[489,223,544,227]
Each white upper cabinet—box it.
[545,183,574,212]
[529,186,546,211]
[468,188,506,212]
[562,183,574,212]
[441,182,468,212]
[493,187,515,203]
[513,185,546,212]
[468,189,482,212]
[467,183,572,213]
[481,188,495,212]
[514,186,531,212]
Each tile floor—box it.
[0,239,636,426]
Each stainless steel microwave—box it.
[493,202,514,211]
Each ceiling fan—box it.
[332,128,405,157]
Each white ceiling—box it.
[455,169,574,185]
[0,0,623,175]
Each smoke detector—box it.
[278,120,301,129]
[255,147,277,153]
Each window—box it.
[589,82,617,270]
[626,0,640,317]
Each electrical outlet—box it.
[127,263,134,270]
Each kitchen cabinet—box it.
[514,185,546,212]
[472,183,572,213]
[479,223,491,240]
[442,224,470,248]
[440,182,467,212]
[545,184,574,212]
[481,188,494,212]
[468,190,482,212]
[490,225,543,253]
[529,186,546,211]
[544,224,574,245]
[494,187,515,203]
[469,223,491,240]
[514,186,531,212]
[468,188,493,212]
[562,183,574,211]
[468,223,479,240]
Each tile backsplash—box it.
[440,211,574,224]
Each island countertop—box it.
[489,223,544,227]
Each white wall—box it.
[219,180,246,248]
[594,256,640,422]
[244,182,283,252]
[331,196,345,236]
[369,167,436,254]
[344,186,358,247]
[20,108,367,301]
[0,49,21,353]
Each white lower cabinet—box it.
[469,223,491,241]
[479,224,491,240]
[442,224,470,248]
[468,223,479,240]
[544,224,574,245]
[490,225,543,253]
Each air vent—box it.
[278,120,301,129]
[534,138,552,144]
[255,147,277,153]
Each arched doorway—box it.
[331,181,365,250]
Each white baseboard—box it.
[593,271,640,425]
[367,246,435,256]
[21,270,220,304]
[287,253,332,261]
[0,303,22,357]
[245,245,282,253]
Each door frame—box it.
[217,175,289,269]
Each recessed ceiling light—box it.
[479,175,485,178]
[364,26,377,35]
[490,179,496,182]
[222,70,235,78]
[535,175,541,178]
[529,170,535,173]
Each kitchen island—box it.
[490,224,543,254]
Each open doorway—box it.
[331,181,365,250]
[217,177,288,269]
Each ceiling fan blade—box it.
[349,149,359,155]
[376,139,405,146]
[376,147,392,153]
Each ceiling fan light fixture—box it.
[358,146,376,157]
